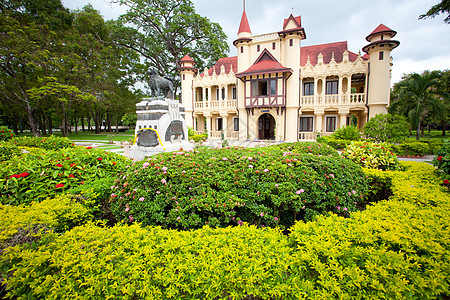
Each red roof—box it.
[366,24,396,41]
[236,49,292,77]
[238,10,251,35]
[300,41,366,66]
[200,56,237,77]
[283,15,301,30]
[180,54,195,63]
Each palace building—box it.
[178,9,399,142]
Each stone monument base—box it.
[129,142,194,161]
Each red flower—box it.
[56,163,63,168]
[68,174,75,178]
[20,172,29,177]
[438,156,443,161]
[9,174,19,178]
[70,163,76,167]
[55,183,64,188]
[444,179,449,185]
[86,146,92,149]
[112,162,116,166]
[97,157,103,161]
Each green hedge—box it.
[110,146,367,229]
[9,135,75,150]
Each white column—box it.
[316,112,324,134]
[339,112,348,128]
[223,115,228,136]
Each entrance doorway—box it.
[258,113,275,140]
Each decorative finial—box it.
[292,7,294,14]
[243,0,245,11]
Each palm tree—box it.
[390,72,444,140]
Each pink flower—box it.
[156,190,161,194]
[162,167,168,172]
[274,217,279,221]
[264,169,269,173]
[248,165,253,168]
[352,190,356,194]
[222,157,228,161]
[296,189,304,194]
[343,207,348,211]
[177,217,181,220]
[275,184,279,187]
[336,206,341,210]
[329,174,334,178]
[237,220,244,226]
[139,197,144,201]
[143,162,150,168]
[125,205,130,212]
[260,212,264,217]
[248,157,253,161]
[129,215,134,222]
[161,179,167,185]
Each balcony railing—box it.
[194,99,237,111]
[298,132,319,141]
[209,131,239,140]
[300,93,366,107]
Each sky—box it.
[62,0,450,85]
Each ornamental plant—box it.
[342,141,400,171]
[0,147,129,205]
[433,142,450,181]
[0,126,14,141]
[363,113,409,142]
[331,125,361,140]
[110,146,368,229]
[270,141,340,156]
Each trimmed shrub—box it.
[363,113,409,142]
[0,126,14,141]
[342,141,400,171]
[316,136,352,150]
[1,223,293,299]
[0,147,129,205]
[392,140,430,156]
[110,147,368,229]
[9,135,74,150]
[362,168,394,204]
[0,195,92,250]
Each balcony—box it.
[194,99,237,113]
[245,95,285,108]
[196,130,239,140]
[300,93,366,108]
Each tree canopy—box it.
[109,0,229,94]
[419,0,450,24]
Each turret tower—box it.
[363,24,399,119]
[178,54,197,128]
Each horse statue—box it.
[148,69,174,98]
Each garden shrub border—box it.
[1,161,449,299]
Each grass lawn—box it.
[16,130,135,143]
[415,130,450,141]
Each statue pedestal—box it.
[127,96,193,160]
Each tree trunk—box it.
[421,121,424,136]
[39,113,47,135]
[81,116,85,132]
[442,121,446,136]
[115,113,119,133]
[416,124,420,141]
[26,103,41,137]
[47,116,53,135]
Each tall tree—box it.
[109,0,229,95]
[390,72,444,140]
[419,0,450,24]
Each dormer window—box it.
[381,35,384,40]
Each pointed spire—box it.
[307,54,310,63]
[237,8,251,37]
[330,52,335,62]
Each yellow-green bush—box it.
[1,223,293,299]
[0,196,92,250]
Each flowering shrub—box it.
[110,147,367,229]
[0,147,129,205]
[270,141,340,156]
[342,141,400,171]
[0,126,14,141]
[433,142,450,182]
[316,136,353,150]
[9,135,74,150]
[0,142,21,162]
